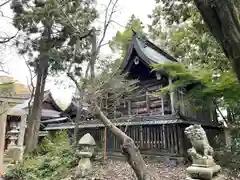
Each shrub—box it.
[216,128,240,178]
[4,131,78,180]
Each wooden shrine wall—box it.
[77,124,184,157]
[101,79,172,118]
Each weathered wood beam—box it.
[127,100,131,116]
[161,94,164,116]
[168,77,175,114]
[146,91,150,114]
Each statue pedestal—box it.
[186,165,221,180]
[4,146,24,163]
[186,174,226,180]
[184,125,225,180]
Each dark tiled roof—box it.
[121,32,178,74]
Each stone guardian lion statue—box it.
[184,124,214,161]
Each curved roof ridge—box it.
[133,34,178,63]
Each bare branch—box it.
[0,63,9,75]
[110,20,126,28]
[0,0,10,7]
[66,29,93,74]
[96,0,119,54]
[22,55,35,123]
[100,42,109,47]
[23,55,35,93]
[67,72,82,91]
[0,30,19,44]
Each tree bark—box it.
[73,96,82,146]
[194,0,240,83]
[95,104,147,180]
[25,57,48,153]
[32,59,48,150]
[90,28,97,80]
[25,24,51,153]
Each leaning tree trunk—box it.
[194,0,240,84]
[88,26,147,179]
[95,104,147,180]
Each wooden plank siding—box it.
[79,124,183,156]
[113,93,172,118]
[73,123,224,160]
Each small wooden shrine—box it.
[44,32,224,160]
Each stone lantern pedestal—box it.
[4,126,24,164]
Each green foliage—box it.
[216,130,240,176]
[149,0,230,70]
[4,131,78,180]
[149,0,240,126]
[153,62,240,110]
[11,0,97,75]
[109,14,145,57]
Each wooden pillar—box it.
[103,126,107,162]
[168,77,175,114]
[162,124,166,150]
[177,126,184,156]
[140,125,143,147]
[145,92,150,114]
[127,100,131,116]
[113,104,116,119]
[161,94,165,116]
[17,114,27,146]
[0,102,8,175]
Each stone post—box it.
[0,102,8,175]
[17,114,27,146]
[75,133,96,178]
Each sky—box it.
[0,0,155,106]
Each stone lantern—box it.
[75,133,96,178]
[7,125,19,149]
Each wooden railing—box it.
[81,124,184,156]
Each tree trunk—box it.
[25,57,48,153]
[32,60,48,150]
[95,104,147,180]
[73,98,81,146]
[194,0,240,83]
[90,28,97,80]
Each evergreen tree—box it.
[11,0,97,152]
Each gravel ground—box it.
[90,159,239,180]
[101,160,185,180]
